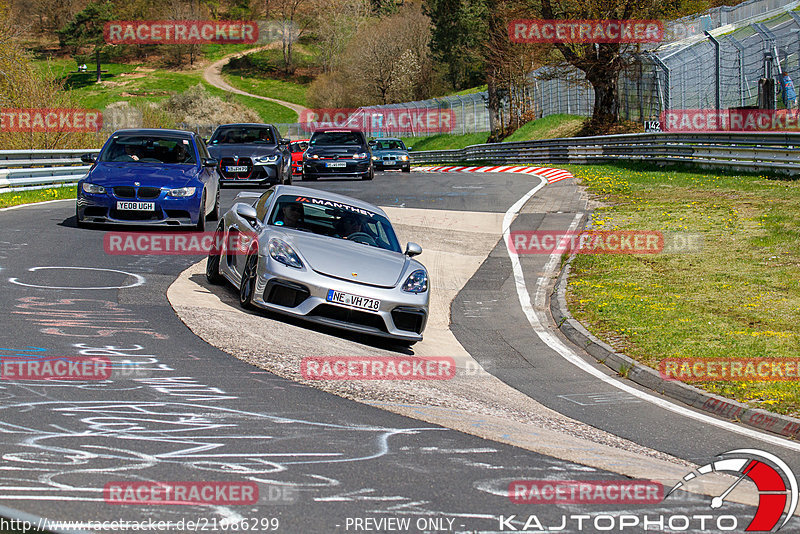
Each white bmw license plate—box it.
[116,201,154,211]
[226,165,248,172]
[383,160,395,165]
[327,289,380,312]
[326,162,347,168]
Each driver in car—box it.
[337,213,363,238]
[123,144,140,161]
[279,202,304,229]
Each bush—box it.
[160,84,260,129]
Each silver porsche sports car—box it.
[206,185,429,344]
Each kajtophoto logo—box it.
[667,449,798,532]
[500,449,797,531]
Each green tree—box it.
[56,0,116,83]
[531,0,706,129]
[424,0,488,91]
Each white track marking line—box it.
[502,176,800,453]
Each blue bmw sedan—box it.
[76,129,221,231]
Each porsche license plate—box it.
[326,162,346,168]
[327,289,380,312]
[116,201,154,211]
[226,165,248,172]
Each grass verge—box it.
[0,186,76,209]
[504,114,586,142]
[402,132,488,151]
[562,163,800,416]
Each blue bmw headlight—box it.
[167,187,195,197]
[269,239,303,269]
[254,154,280,164]
[402,269,428,293]
[81,183,105,194]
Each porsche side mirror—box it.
[405,242,422,257]
[235,203,259,225]
[80,153,97,163]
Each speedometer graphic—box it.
[666,449,798,532]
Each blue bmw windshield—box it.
[100,135,196,164]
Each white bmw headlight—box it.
[269,239,303,269]
[167,187,195,197]
[402,269,428,293]
[399,155,409,161]
[82,183,105,194]
[254,154,280,164]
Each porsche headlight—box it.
[82,183,105,194]
[167,187,195,197]
[269,239,303,269]
[254,154,280,164]
[402,269,428,293]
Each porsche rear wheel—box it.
[239,251,259,310]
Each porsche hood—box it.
[280,232,411,288]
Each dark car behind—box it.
[207,123,291,186]
[302,130,373,181]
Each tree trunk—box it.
[95,49,101,83]
[587,73,620,125]
[487,70,500,138]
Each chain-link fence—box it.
[182,0,800,138]
[356,0,800,134]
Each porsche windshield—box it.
[99,135,196,164]
[268,195,401,253]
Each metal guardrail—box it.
[409,132,800,174]
[0,149,98,190]
[2,132,797,192]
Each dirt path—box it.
[203,44,308,119]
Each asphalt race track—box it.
[0,169,795,533]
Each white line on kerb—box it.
[503,176,800,453]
